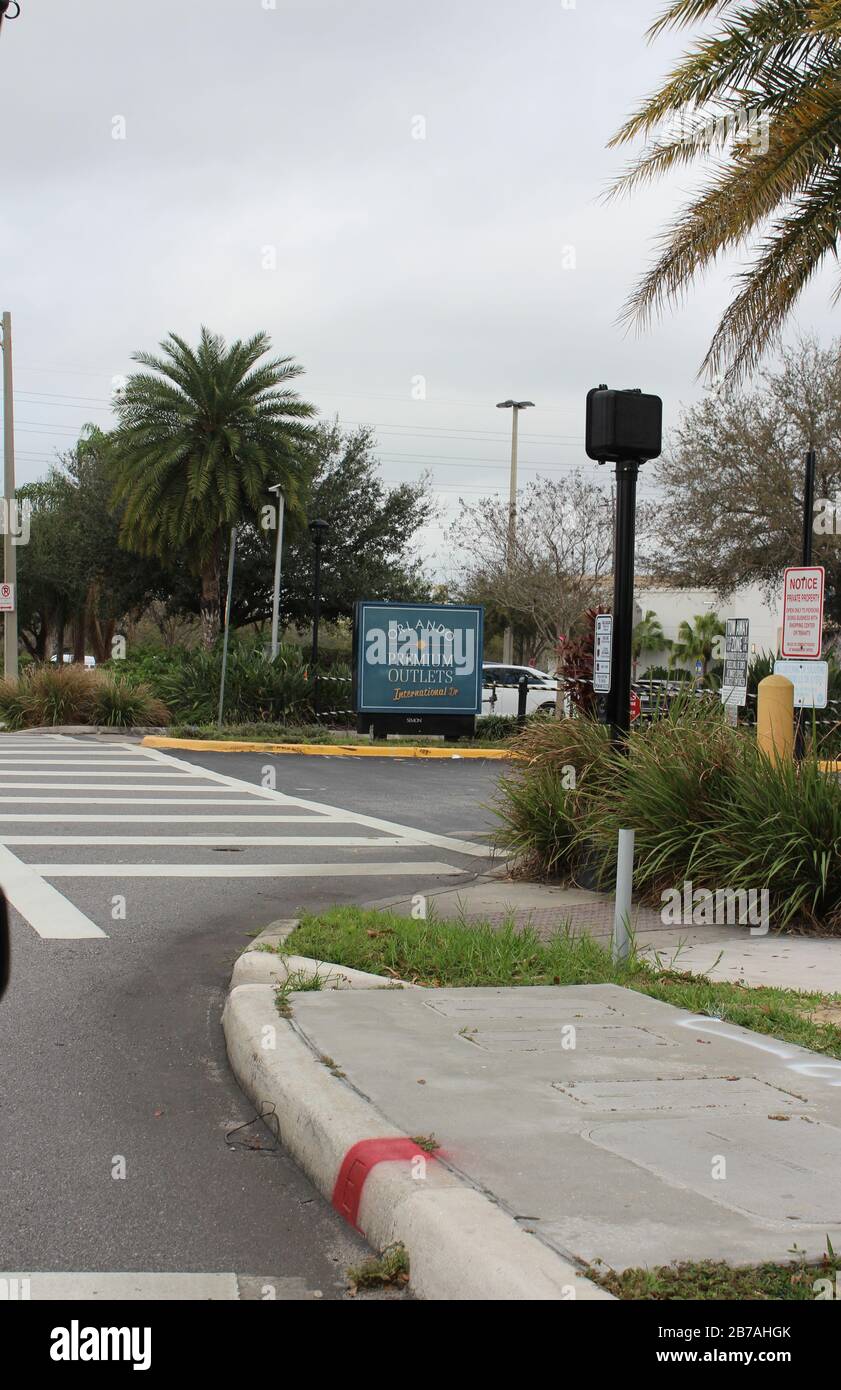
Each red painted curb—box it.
[332,1138,434,1231]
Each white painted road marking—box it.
[0,813,349,822]
[32,861,466,878]
[139,744,498,859]
[0,1271,318,1300]
[0,736,488,936]
[0,845,106,939]
[2,835,420,846]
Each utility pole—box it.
[496,399,534,665]
[2,311,18,680]
[802,445,816,566]
[216,527,237,729]
[308,518,329,720]
[268,484,285,660]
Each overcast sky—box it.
[2,0,838,577]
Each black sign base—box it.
[358,713,476,742]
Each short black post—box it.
[605,458,639,746]
[308,518,329,720]
[517,674,529,726]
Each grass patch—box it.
[589,1245,841,1300]
[281,907,841,1058]
[347,1243,410,1293]
[274,966,326,1016]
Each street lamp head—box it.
[308,517,330,542]
[496,399,535,409]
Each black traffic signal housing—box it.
[585,385,662,464]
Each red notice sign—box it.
[781,566,824,658]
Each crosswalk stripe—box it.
[0,813,346,822]
[0,770,200,778]
[0,1272,317,1300]
[0,783,252,791]
[33,861,467,878]
[0,797,314,806]
[139,746,497,859]
[1,835,417,846]
[0,845,107,938]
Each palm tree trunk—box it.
[200,557,221,649]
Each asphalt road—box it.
[0,734,503,1300]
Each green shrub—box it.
[692,746,841,929]
[88,676,170,728]
[475,714,519,741]
[3,664,98,727]
[0,664,172,729]
[494,764,578,877]
[495,703,841,932]
[0,676,32,730]
[153,642,315,724]
[494,716,611,878]
[575,703,745,892]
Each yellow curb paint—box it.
[142,736,516,760]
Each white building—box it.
[634,581,783,675]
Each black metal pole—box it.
[802,447,816,566]
[517,674,528,727]
[606,457,639,746]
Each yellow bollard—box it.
[757,674,794,764]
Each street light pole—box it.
[2,311,18,681]
[216,526,237,729]
[268,484,285,660]
[308,518,329,719]
[496,399,534,666]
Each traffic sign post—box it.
[781,566,824,658]
[593,614,612,694]
[720,617,750,712]
[773,658,828,710]
[586,383,662,745]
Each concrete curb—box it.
[223,926,611,1302]
[143,735,515,760]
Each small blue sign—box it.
[355,601,484,715]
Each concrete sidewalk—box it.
[292,981,841,1273]
[370,875,841,995]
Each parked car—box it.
[49,654,97,669]
[481,663,558,717]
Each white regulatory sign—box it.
[773,659,828,709]
[781,566,824,658]
[593,613,612,694]
[720,617,749,709]
[0,582,14,613]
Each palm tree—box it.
[111,328,315,647]
[632,608,668,679]
[608,0,841,382]
[670,611,725,681]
